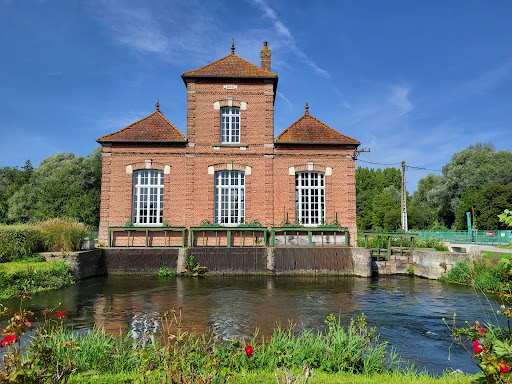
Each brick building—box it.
[97,42,360,247]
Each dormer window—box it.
[220,107,240,143]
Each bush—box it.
[0,224,42,263]
[39,218,88,252]
[441,261,472,284]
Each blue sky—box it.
[1,0,511,191]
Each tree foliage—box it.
[5,147,102,228]
[411,143,512,229]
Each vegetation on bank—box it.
[357,235,449,252]
[0,300,473,384]
[0,257,74,299]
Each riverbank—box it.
[0,257,74,299]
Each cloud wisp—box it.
[249,0,330,78]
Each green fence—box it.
[412,230,512,246]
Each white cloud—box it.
[388,86,413,115]
[248,0,329,78]
[277,91,293,109]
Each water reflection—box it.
[0,275,503,374]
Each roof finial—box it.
[305,101,309,115]
[231,38,235,54]
[155,98,160,111]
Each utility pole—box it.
[401,160,408,232]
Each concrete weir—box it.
[46,247,473,280]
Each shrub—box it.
[441,261,472,284]
[0,224,42,263]
[158,267,176,277]
[39,218,88,252]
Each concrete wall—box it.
[47,247,475,280]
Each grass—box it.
[66,370,474,384]
[482,250,512,261]
[0,259,74,299]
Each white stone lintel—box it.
[326,167,332,176]
[126,165,133,174]
[245,166,252,175]
[164,165,171,175]
[213,101,220,110]
[288,166,295,176]
[145,159,152,169]
[208,166,214,175]
[227,163,233,170]
[240,101,247,110]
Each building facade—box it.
[97,42,360,247]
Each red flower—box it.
[0,334,17,348]
[56,311,66,318]
[245,345,254,357]
[478,328,485,334]
[472,340,480,347]
[473,346,482,354]
[42,310,47,315]
[499,361,510,374]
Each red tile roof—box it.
[182,52,278,78]
[97,105,185,143]
[275,103,360,145]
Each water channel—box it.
[1,275,504,374]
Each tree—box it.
[411,143,512,228]
[474,185,512,229]
[8,147,102,228]
[0,160,33,223]
[356,167,401,230]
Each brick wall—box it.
[98,77,358,246]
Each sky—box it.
[1,0,511,191]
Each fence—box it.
[412,230,512,246]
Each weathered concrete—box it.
[412,250,476,279]
[44,246,481,280]
[45,249,106,280]
[351,248,372,277]
[103,248,180,274]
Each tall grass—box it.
[39,218,88,252]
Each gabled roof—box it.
[182,52,277,79]
[275,103,360,145]
[97,102,186,143]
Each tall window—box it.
[132,170,164,226]
[214,171,245,225]
[295,172,325,225]
[220,107,240,143]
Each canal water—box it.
[1,275,504,374]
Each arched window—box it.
[295,171,325,225]
[220,107,240,143]
[132,170,164,226]
[214,171,245,225]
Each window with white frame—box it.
[295,171,325,225]
[132,170,164,226]
[220,107,240,143]
[214,171,245,225]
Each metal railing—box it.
[412,230,512,246]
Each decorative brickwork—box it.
[97,42,360,246]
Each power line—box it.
[355,158,442,172]
[355,159,402,166]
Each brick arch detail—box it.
[289,163,333,176]
[125,161,171,174]
[207,162,252,175]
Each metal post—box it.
[227,230,231,248]
[401,161,408,232]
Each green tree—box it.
[370,186,400,229]
[474,185,512,229]
[0,160,33,223]
[8,147,102,228]
[412,143,512,228]
[356,167,401,230]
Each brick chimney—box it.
[260,41,271,72]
